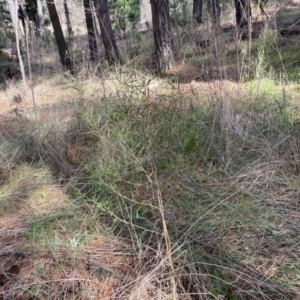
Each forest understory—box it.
[1,1,300,299]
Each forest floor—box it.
[1,2,300,300]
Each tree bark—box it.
[63,0,74,45]
[19,0,34,38]
[150,0,174,73]
[193,0,203,24]
[93,0,119,63]
[235,0,251,29]
[46,0,73,73]
[84,0,98,61]
[36,0,44,36]
[8,0,29,102]
[211,0,221,32]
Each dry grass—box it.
[2,72,300,299]
[1,2,300,299]
[0,161,133,299]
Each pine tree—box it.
[46,0,73,73]
[150,0,174,73]
[93,0,119,63]
[83,0,98,61]
[235,0,251,29]
[193,0,203,24]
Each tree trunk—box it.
[46,0,73,73]
[193,0,203,24]
[83,0,98,61]
[8,0,29,102]
[211,0,221,32]
[150,0,174,73]
[93,0,119,63]
[63,0,74,45]
[235,0,251,29]
[19,0,33,37]
[36,0,44,36]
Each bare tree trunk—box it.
[211,0,221,32]
[46,0,73,73]
[150,0,174,73]
[235,0,252,29]
[19,0,36,40]
[63,0,73,45]
[84,0,98,61]
[36,0,45,36]
[20,0,36,108]
[93,0,119,63]
[8,0,29,102]
[193,0,203,24]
